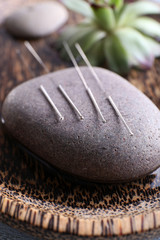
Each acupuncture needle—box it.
[63,41,106,123]
[40,85,64,121]
[75,43,133,136]
[24,43,83,121]
[24,41,49,73]
[58,84,84,120]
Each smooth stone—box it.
[4,1,68,38]
[2,67,160,183]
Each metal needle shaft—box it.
[58,84,84,120]
[63,41,106,123]
[75,43,103,90]
[40,85,64,121]
[75,43,133,136]
[86,87,106,123]
[63,41,88,89]
[108,96,133,136]
[24,41,49,73]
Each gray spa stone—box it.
[2,67,160,183]
[5,1,68,38]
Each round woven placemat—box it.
[1,129,160,237]
[1,0,160,238]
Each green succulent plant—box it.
[59,0,160,74]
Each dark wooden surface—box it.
[1,0,160,239]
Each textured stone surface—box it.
[4,1,68,38]
[2,67,160,183]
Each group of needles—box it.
[24,41,133,136]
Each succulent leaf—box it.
[59,0,160,74]
[60,25,106,59]
[109,0,124,10]
[91,5,116,31]
[125,1,160,16]
[116,27,160,68]
[65,25,97,46]
[77,30,106,52]
[104,34,129,74]
[59,24,96,56]
[117,1,160,27]
[146,38,160,58]
[130,17,160,39]
[61,0,94,18]
[84,40,105,66]
[69,30,106,57]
